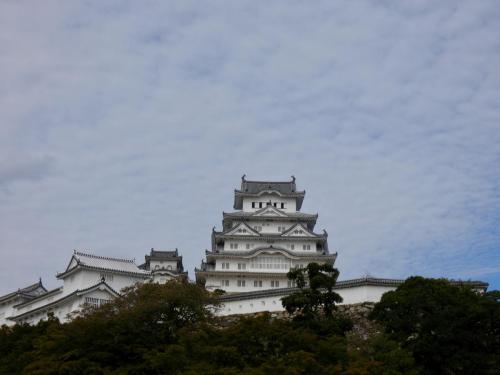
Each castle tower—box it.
[195,176,337,292]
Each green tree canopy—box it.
[370,276,500,374]
[281,262,343,320]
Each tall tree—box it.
[281,263,343,320]
[371,277,500,374]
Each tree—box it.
[370,277,500,375]
[22,280,217,374]
[281,263,344,322]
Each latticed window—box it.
[84,297,111,308]
[250,255,291,270]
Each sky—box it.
[1,0,499,295]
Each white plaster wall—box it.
[0,297,24,326]
[222,238,318,252]
[150,260,178,271]
[13,290,64,316]
[216,284,396,316]
[207,274,291,293]
[215,257,313,273]
[337,285,397,304]
[16,288,117,325]
[242,196,297,212]
[63,270,145,295]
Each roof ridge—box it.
[20,280,44,292]
[74,250,135,263]
[244,179,294,184]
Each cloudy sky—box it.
[1,1,499,294]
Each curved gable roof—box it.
[234,176,305,209]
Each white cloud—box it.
[0,0,499,293]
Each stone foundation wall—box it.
[216,302,380,338]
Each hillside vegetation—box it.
[0,266,499,374]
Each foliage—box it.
[0,278,419,375]
[3,277,499,374]
[281,262,344,321]
[371,277,500,375]
[1,280,216,375]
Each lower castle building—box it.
[0,177,489,325]
[0,249,186,326]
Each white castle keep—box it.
[0,177,488,324]
[195,176,336,292]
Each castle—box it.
[0,177,488,325]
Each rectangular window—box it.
[287,280,296,288]
[259,202,263,208]
[221,280,229,287]
[254,280,263,287]
[302,244,311,250]
[237,279,246,287]
[238,263,246,270]
[252,202,256,208]
[271,280,280,288]
[221,262,230,270]
[281,203,285,209]
[290,244,295,250]
[273,202,277,207]
[246,243,251,249]
[229,243,239,250]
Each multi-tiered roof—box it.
[196,176,337,291]
[233,175,305,209]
